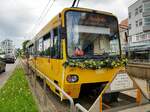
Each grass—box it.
[0,66,39,112]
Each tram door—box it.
[50,27,62,87]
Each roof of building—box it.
[119,18,128,29]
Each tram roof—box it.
[31,7,116,42]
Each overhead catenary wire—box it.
[76,0,80,7]
[72,0,80,7]
[30,0,56,38]
[29,0,51,37]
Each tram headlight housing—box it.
[66,74,79,83]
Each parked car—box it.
[0,58,6,73]
[4,54,15,63]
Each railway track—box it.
[21,60,150,112]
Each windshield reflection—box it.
[66,11,120,58]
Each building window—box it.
[136,20,138,27]
[144,16,150,25]
[139,19,142,26]
[139,5,143,13]
[135,8,138,16]
[144,2,150,12]
[129,24,131,30]
[129,12,131,19]
[136,35,140,41]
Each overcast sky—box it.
[0,0,137,48]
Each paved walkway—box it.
[0,59,19,89]
[119,103,150,112]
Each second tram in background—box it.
[26,7,127,100]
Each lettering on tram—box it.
[26,8,127,100]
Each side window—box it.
[39,38,44,56]
[27,44,34,58]
[31,45,34,55]
[43,33,50,56]
[50,27,61,58]
[35,38,44,56]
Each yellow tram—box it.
[26,8,127,100]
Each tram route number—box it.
[110,73,134,92]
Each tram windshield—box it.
[66,10,120,58]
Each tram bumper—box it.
[64,67,124,99]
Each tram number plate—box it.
[110,73,133,91]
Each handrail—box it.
[75,103,88,112]
[29,64,75,112]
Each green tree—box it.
[22,40,30,54]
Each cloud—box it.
[0,0,137,48]
[0,0,46,47]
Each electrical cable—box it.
[29,0,56,38]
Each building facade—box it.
[0,39,14,54]
[128,0,150,50]
[119,19,128,56]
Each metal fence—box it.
[75,104,88,112]
[22,60,75,112]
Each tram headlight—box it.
[66,74,79,83]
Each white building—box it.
[128,0,150,50]
[0,39,14,54]
[0,44,4,54]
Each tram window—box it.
[28,45,34,55]
[43,33,50,56]
[39,38,44,56]
[35,38,44,56]
[66,11,120,58]
[50,27,61,58]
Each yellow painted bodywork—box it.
[28,7,124,99]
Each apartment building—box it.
[0,39,14,54]
[128,0,150,50]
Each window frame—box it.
[139,5,143,13]
[43,32,51,57]
[129,12,131,19]
[129,24,132,30]
[144,16,150,26]
[50,26,62,59]
[136,20,138,27]
[135,8,138,16]
[139,19,142,26]
[64,9,122,59]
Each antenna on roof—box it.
[72,0,80,7]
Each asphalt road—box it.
[0,59,19,88]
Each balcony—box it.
[143,25,150,31]
[143,0,150,3]
[143,0,150,17]
[143,16,150,31]
[143,12,150,17]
